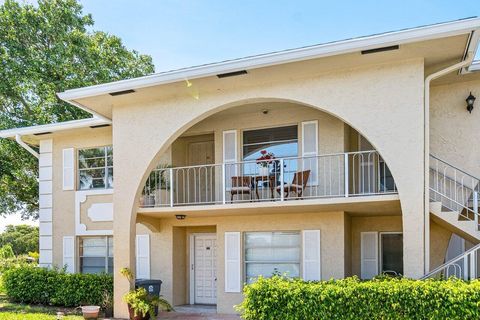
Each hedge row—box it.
[2,266,113,307]
[236,276,480,320]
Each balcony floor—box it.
[137,194,401,218]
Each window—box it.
[243,125,298,161]
[79,236,113,274]
[242,126,298,183]
[380,233,403,276]
[244,231,300,283]
[78,146,113,190]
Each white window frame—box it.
[379,232,403,275]
[243,231,301,283]
[79,236,113,274]
[77,145,113,190]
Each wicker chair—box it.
[276,170,311,199]
[230,176,253,202]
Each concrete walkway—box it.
[158,305,241,320]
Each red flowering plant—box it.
[256,150,275,167]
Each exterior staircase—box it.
[429,155,480,243]
[423,155,480,279]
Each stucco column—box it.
[113,218,136,318]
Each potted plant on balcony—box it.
[120,268,173,320]
[256,150,275,176]
[154,164,172,206]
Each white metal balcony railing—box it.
[140,150,397,208]
[429,155,480,225]
[422,242,480,280]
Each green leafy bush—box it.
[2,266,113,307]
[236,276,480,320]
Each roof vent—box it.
[109,89,135,96]
[361,45,399,55]
[90,124,111,129]
[33,132,52,136]
[217,70,248,78]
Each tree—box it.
[0,244,15,259]
[0,0,155,219]
[0,225,39,256]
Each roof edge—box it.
[0,117,111,139]
[58,17,480,102]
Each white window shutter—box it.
[225,232,241,292]
[361,232,379,279]
[223,130,238,189]
[302,230,321,281]
[136,235,150,279]
[302,121,318,184]
[63,236,75,273]
[63,148,75,190]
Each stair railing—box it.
[422,242,480,280]
[429,155,479,225]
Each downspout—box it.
[15,134,39,159]
[424,58,471,274]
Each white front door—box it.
[194,234,217,305]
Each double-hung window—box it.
[79,236,113,274]
[78,146,113,190]
[244,231,300,283]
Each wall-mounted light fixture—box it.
[175,214,186,220]
[466,92,476,113]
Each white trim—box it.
[302,230,321,281]
[189,233,217,305]
[75,189,114,235]
[136,234,151,279]
[63,148,75,191]
[360,231,379,279]
[301,120,318,156]
[189,234,195,304]
[222,130,238,162]
[224,231,241,293]
[87,203,114,222]
[57,18,480,102]
[0,117,110,139]
[63,236,75,273]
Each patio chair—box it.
[276,170,311,199]
[230,176,253,203]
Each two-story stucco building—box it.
[3,18,480,318]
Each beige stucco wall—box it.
[139,211,348,314]
[110,57,426,317]
[350,215,403,276]
[51,127,112,267]
[79,193,113,231]
[430,79,480,176]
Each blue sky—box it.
[79,0,480,72]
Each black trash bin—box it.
[135,279,163,316]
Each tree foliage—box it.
[0,225,39,255]
[0,0,155,218]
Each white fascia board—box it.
[0,117,111,139]
[58,18,480,101]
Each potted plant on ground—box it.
[120,268,173,320]
[102,290,114,318]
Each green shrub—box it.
[236,276,480,320]
[2,266,113,307]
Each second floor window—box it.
[78,146,113,190]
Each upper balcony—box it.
[139,150,397,213]
[137,102,399,216]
